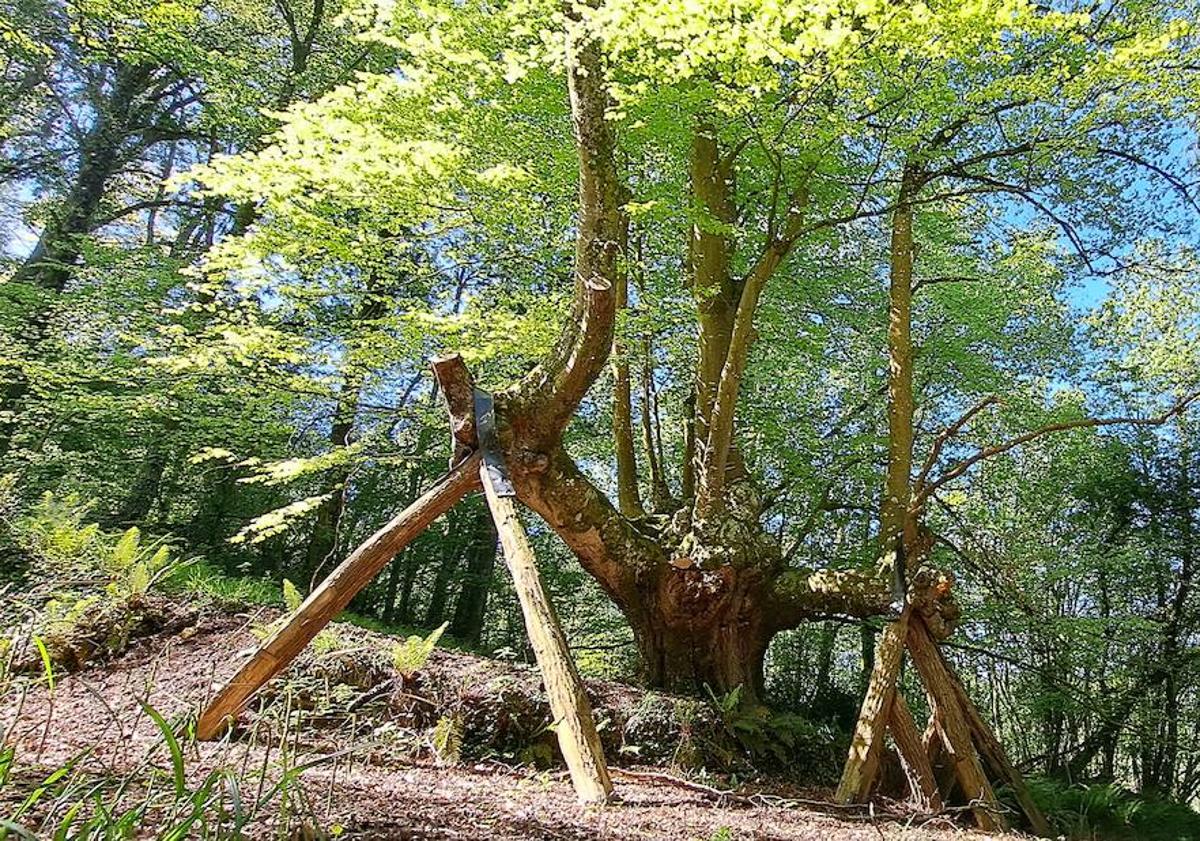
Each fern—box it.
[431,714,464,765]
[109,527,140,572]
[282,578,303,612]
[391,622,448,679]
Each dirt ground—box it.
[0,608,1019,840]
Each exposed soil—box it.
[0,605,1019,840]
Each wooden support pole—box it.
[196,454,481,740]
[431,353,477,464]
[836,607,910,803]
[890,692,944,812]
[906,617,1005,832]
[939,646,1053,836]
[922,715,942,762]
[480,462,613,805]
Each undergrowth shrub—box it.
[1,492,185,671]
[705,686,845,781]
[1026,777,1200,840]
[392,622,448,681]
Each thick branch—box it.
[515,445,665,608]
[880,165,920,542]
[695,186,809,518]
[689,123,737,492]
[767,565,959,635]
[612,211,644,517]
[507,23,618,442]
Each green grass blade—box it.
[141,701,186,798]
[31,637,53,692]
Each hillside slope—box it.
[1,602,1017,839]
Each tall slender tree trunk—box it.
[382,549,404,624]
[612,209,644,518]
[881,164,921,550]
[450,501,498,644]
[302,379,360,585]
[301,283,391,584]
[0,63,151,455]
[688,124,738,506]
[115,440,172,525]
[640,340,672,510]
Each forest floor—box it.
[0,603,1023,840]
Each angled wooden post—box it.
[196,453,481,740]
[890,691,944,812]
[939,644,1052,836]
[475,389,612,804]
[836,607,911,803]
[907,617,1005,832]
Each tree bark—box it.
[695,184,808,519]
[640,340,672,510]
[881,164,922,546]
[689,123,737,495]
[907,617,1004,832]
[891,691,944,812]
[837,609,911,803]
[502,18,617,446]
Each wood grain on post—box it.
[939,646,1052,836]
[835,607,910,803]
[479,464,613,804]
[906,617,1005,832]
[890,692,944,812]
[196,454,482,741]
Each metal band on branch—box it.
[474,388,515,498]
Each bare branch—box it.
[915,391,1200,506]
[914,395,1000,493]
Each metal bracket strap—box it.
[473,388,516,498]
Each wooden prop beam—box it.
[196,453,481,740]
[475,389,613,804]
[431,353,476,464]
[940,645,1052,836]
[907,617,1005,832]
[835,607,911,803]
[890,692,943,812]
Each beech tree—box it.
[177,0,1199,703]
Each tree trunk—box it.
[115,441,171,525]
[630,578,773,701]
[449,500,498,644]
[881,164,921,547]
[423,523,462,628]
[396,550,423,625]
[0,63,151,455]
[612,208,644,518]
[302,391,357,585]
[479,461,613,804]
[382,550,403,624]
[688,122,737,481]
